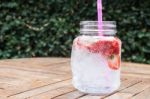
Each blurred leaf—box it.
[0,0,149,64]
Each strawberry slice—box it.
[88,39,120,57]
[75,37,121,70]
[107,55,120,70]
[75,37,120,56]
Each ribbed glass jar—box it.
[71,21,122,94]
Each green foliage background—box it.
[0,0,150,63]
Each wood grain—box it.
[0,58,149,99]
[53,91,85,99]
[132,87,150,99]
[8,80,72,99]
[29,85,76,99]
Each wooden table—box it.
[0,58,150,99]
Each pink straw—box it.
[97,0,103,36]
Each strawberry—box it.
[88,39,120,57]
[75,37,121,70]
[107,55,120,70]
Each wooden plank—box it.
[0,58,149,98]
[0,58,70,75]
[50,62,71,73]
[78,78,141,99]
[121,80,150,95]
[122,72,150,79]
[122,62,150,68]
[0,58,71,98]
[0,67,71,96]
[0,58,69,65]
[0,63,70,75]
[105,80,150,99]
[119,78,141,90]
[0,59,150,75]
[7,75,70,97]
[122,62,150,75]
[8,79,72,99]
[0,58,69,72]
[78,95,104,99]
[53,91,85,99]
[0,89,8,98]
[0,75,20,86]
[104,93,132,99]
[29,85,76,99]
[0,67,70,83]
[29,78,132,99]
[132,87,150,99]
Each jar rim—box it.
[80,21,116,25]
[80,21,117,36]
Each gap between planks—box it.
[104,80,150,99]
[27,78,127,99]
[52,78,142,99]
[7,79,72,99]
[2,74,71,98]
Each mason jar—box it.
[71,21,122,94]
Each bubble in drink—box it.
[71,35,121,94]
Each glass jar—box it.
[71,21,122,94]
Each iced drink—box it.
[71,21,121,94]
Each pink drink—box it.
[71,21,122,94]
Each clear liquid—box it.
[71,36,121,94]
